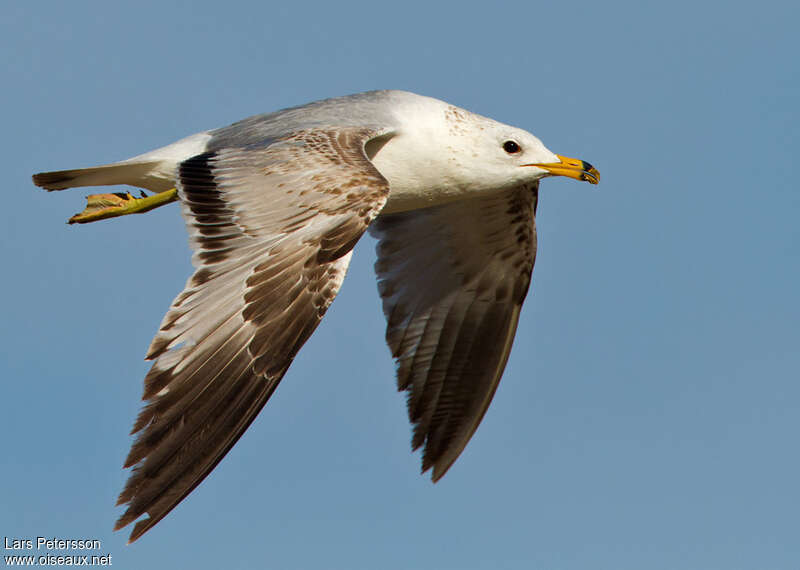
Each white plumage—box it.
[32,90,599,542]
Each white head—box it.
[371,93,599,213]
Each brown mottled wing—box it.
[369,184,538,481]
[115,128,391,542]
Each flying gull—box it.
[32,90,600,542]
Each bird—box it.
[32,90,600,542]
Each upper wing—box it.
[369,184,538,481]
[115,127,391,542]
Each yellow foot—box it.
[68,189,178,224]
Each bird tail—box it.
[32,161,163,192]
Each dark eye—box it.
[503,140,521,154]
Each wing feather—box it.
[370,184,538,481]
[116,127,391,542]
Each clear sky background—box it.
[2,1,798,569]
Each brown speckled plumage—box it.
[370,185,538,479]
[115,127,390,542]
[31,90,597,543]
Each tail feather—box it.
[32,161,170,192]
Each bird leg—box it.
[67,188,178,224]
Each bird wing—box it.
[115,127,392,542]
[369,183,538,481]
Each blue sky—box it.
[2,1,798,568]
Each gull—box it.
[32,90,600,542]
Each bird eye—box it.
[503,140,521,154]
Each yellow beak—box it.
[527,154,600,185]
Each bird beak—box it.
[526,154,600,185]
